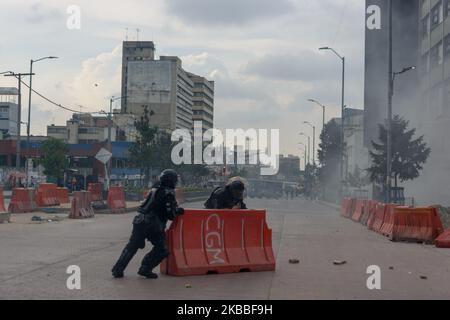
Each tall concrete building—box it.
[121,41,156,114]
[414,0,450,205]
[188,72,215,132]
[121,41,214,133]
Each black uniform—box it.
[111,180,183,279]
[204,186,247,209]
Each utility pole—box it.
[387,0,393,203]
[319,47,345,196]
[3,72,34,169]
[26,56,57,187]
[304,122,316,165]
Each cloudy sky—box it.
[0,0,365,161]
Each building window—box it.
[445,34,450,58]
[422,15,429,39]
[430,41,443,67]
[445,0,450,17]
[431,1,443,31]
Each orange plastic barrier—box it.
[57,187,70,204]
[436,229,450,248]
[87,183,103,202]
[8,188,38,213]
[0,187,6,212]
[69,191,94,219]
[391,207,444,242]
[351,199,366,222]
[161,209,276,276]
[369,203,386,232]
[36,183,60,207]
[107,186,126,209]
[379,204,402,237]
[361,200,378,226]
[341,198,355,218]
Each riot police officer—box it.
[111,169,184,279]
[204,178,247,209]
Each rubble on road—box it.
[333,260,347,265]
[289,259,300,264]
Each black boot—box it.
[111,248,135,278]
[137,266,159,279]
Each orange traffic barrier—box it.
[436,229,450,248]
[161,209,276,276]
[391,207,444,242]
[341,198,355,218]
[87,183,103,202]
[351,199,366,222]
[361,200,378,226]
[8,188,38,213]
[379,204,402,237]
[369,203,386,232]
[107,186,126,209]
[57,187,70,204]
[69,191,94,219]
[36,183,60,207]
[0,187,6,212]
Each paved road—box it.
[0,197,449,300]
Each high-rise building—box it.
[415,0,450,205]
[188,72,215,132]
[121,41,214,133]
[121,41,156,114]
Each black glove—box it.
[176,208,185,216]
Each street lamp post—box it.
[304,121,316,165]
[319,46,345,192]
[386,65,416,202]
[106,96,126,189]
[299,133,311,166]
[308,99,326,133]
[26,56,58,186]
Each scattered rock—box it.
[185,284,192,288]
[289,259,300,264]
[389,266,394,270]
[333,260,347,265]
[420,276,428,280]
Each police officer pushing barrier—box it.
[111,169,184,279]
[204,177,247,209]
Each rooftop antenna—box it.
[125,28,129,41]
[136,28,140,41]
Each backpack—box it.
[204,187,222,209]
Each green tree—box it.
[129,107,174,187]
[317,120,343,201]
[40,138,68,182]
[367,115,431,188]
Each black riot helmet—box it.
[228,179,245,200]
[159,169,178,188]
